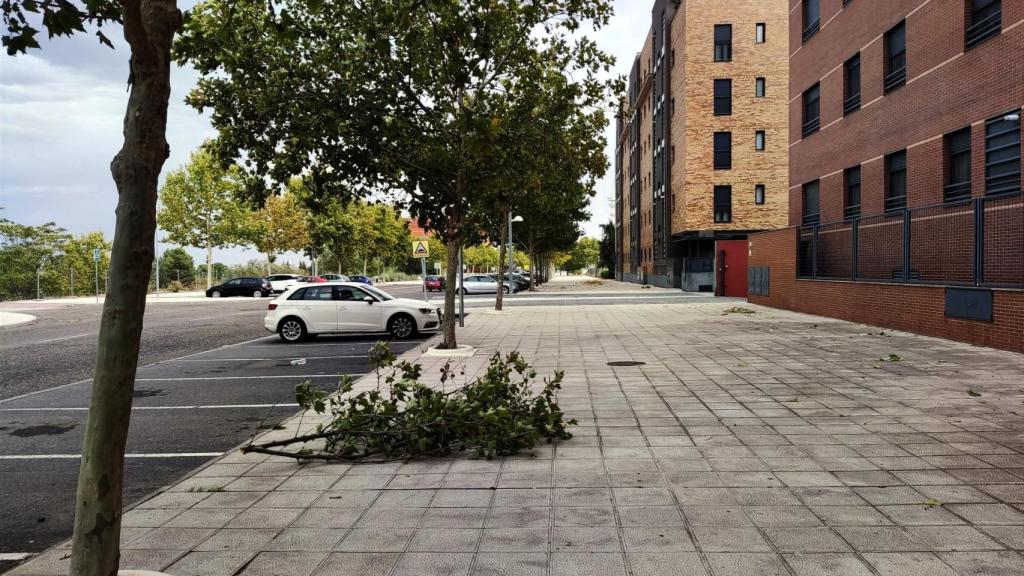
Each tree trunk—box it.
[363,255,367,276]
[206,243,213,289]
[495,220,507,311]
[266,253,273,275]
[529,247,537,291]
[441,196,463,349]
[69,3,180,575]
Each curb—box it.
[0,312,36,328]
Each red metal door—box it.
[715,240,749,298]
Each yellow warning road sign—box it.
[412,239,430,258]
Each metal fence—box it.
[798,193,1023,288]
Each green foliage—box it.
[2,0,121,55]
[158,247,195,287]
[463,244,500,272]
[262,343,575,461]
[244,191,310,271]
[567,237,600,272]
[0,218,111,300]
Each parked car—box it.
[453,274,516,295]
[298,275,327,283]
[500,273,530,291]
[264,282,441,342]
[207,277,273,298]
[349,275,373,285]
[266,274,302,293]
[424,275,445,292]
[320,273,350,282]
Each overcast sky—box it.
[0,1,650,266]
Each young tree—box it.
[5,2,181,574]
[598,221,616,273]
[157,147,247,288]
[158,247,195,286]
[246,193,310,275]
[177,0,617,348]
[568,236,600,273]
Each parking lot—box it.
[0,324,427,564]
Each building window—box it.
[755,130,766,151]
[945,127,972,202]
[844,166,861,219]
[803,0,820,42]
[755,77,766,97]
[755,23,766,44]
[885,149,907,212]
[985,110,1021,195]
[713,79,732,116]
[713,132,731,170]
[802,83,820,137]
[714,186,732,223]
[754,184,765,205]
[884,21,906,93]
[714,24,732,62]
[966,0,1001,49]
[802,180,820,226]
[844,53,861,115]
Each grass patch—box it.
[185,486,225,493]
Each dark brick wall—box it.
[750,227,1024,353]
[788,0,1024,226]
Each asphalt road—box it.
[0,282,711,570]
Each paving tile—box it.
[117,549,186,572]
[311,552,400,576]
[834,526,929,552]
[485,507,550,528]
[479,528,549,552]
[290,507,362,528]
[681,505,753,526]
[552,526,620,551]
[121,507,184,528]
[421,507,489,528]
[906,526,1005,550]
[194,528,281,551]
[122,527,217,550]
[940,551,1024,576]
[704,553,789,576]
[616,505,685,526]
[621,527,696,552]
[763,526,851,552]
[744,505,823,527]
[263,528,347,551]
[863,552,958,576]
[431,489,495,507]
[255,491,323,509]
[407,528,482,552]
[235,551,328,576]
[812,505,893,526]
[493,488,551,507]
[165,551,254,575]
[312,490,380,508]
[550,552,626,576]
[948,503,1024,525]
[627,552,708,576]
[472,552,548,576]
[980,526,1024,549]
[334,528,414,552]
[691,526,771,552]
[192,491,267,509]
[783,553,874,576]
[226,507,304,529]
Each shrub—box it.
[167,280,185,293]
[245,343,575,461]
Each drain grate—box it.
[606,361,646,367]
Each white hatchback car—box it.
[264,282,441,342]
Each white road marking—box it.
[169,355,373,362]
[0,334,286,406]
[0,553,33,561]
[0,403,301,412]
[0,453,223,460]
[30,333,93,345]
[135,374,364,381]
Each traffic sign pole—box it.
[421,258,428,302]
[93,248,101,303]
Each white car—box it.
[266,274,302,293]
[454,274,517,295]
[264,282,441,342]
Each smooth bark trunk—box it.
[495,221,507,311]
[440,187,463,349]
[69,3,180,575]
[205,243,213,289]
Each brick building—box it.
[749,0,1023,353]
[614,0,789,291]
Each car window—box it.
[362,285,393,301]
[287,288,306,300]
[336,287,359,301]
[225,279,241,286]
[302,286,335,300]
[351,287,375,301]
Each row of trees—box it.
[3,1,617,572]
[0,219,111,300]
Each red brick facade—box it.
[750,228,1024,353]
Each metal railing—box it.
[843,93,861,115]
[966,10,1001,50]
[798,192,1023,288]
[884,66,906,93]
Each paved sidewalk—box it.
[10,302,1024,576]
[534,275,678,294]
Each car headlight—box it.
[419,308,435,314]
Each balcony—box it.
[943,181,972,203]
[884,194,907,213]
[843,204,861,220]
[801,213,821,226]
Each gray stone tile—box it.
[764,527,851,552]
[834,526,929,552]
[946,503,1024,525]
[163,507,241,528]
[122,507,184,528]
[784,553,874,576]
[255,491,323,509]
[311,552,399,576]
[276,475,340,491]
[431,489,495,507]
[485,507,550,528]
[704,553,789,576]
[472,552,548,576]
[553,506,616,526]
[354,506,425,528]
[264,528,347,551]
[226,507,303,529]
[744,505,823,527]
[981,526,1024,549]
[334,528,414,552]
[617,506,685,526]
[940,551,1024,576]
[118,549,186,572]
[122,527,217,550]
[552,526,620,551]
[407,528,482,552]
[621,527,695,552]
[165,551,254,575]
[691,527,771,552]
[290,507,362,528]
[907,526,1005,550]
[312,490,380,508]
[493,488,551,507]
[627,552,708,576]
[194,528,280,551]
[863,552,958,576]
[235,551,328,576]
[681,506,753,526]
[878,504,966,525]
[192,491,267,509]
[331,474,392,489]
[812,505,893,526]
[612,487,674,506]
[479,528,549,552]
[554,487,611,507]
[421,507,489,528]
[550,552,626,576]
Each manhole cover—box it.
[606,361,646,367]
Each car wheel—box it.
[503,286,510,294]
[387,313,417,339]
[252,290,263,298]
[461,287,469,295]
[210,290,221,298]
[278,317,307,343]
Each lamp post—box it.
[508,213,523,292]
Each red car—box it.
[299,275,327,283]
[424,275,445,291]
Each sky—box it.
[0,1,650,266]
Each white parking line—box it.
[0,553,33,561]
[30,333,93,345]
[0,453,223,460]
[135,374,364,382]
[0,403,301,412]
[169,355,373,362]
